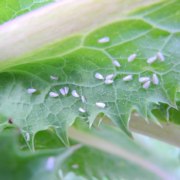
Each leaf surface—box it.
[0,0,180,148]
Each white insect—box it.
[133,113,140,117]
[147,56,157,64]
[139,77,150,83]
[95,73,104,80]
[72,164,79,169]
[113,60,120,67]
[123,75,133,81]
[26,133,30,141]
[49,92,59,97]
[50,76,58,80]
[105,79,114,84]
[27,89,36,94]
[96,102,106,108]
[46,157,55,171]
[59,88,65,96]
[98,37,109,43]
[106,74,114,80]
[72,90,79,98]
[153,74,159,85]
[128,53,136,62]
[64,87,69,95]
[78,107,86,113]
[143,81,150,89]
[157,52,165,62]
[81,96,86,103]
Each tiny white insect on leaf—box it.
[72,90,79,98]
[49,92,59,97]
[46,157,55,171]
[98,37,109,43]
[81,96,86,103]
[153,74,159,85]
[106,74,114,80]
[96,102,106,108]
[64,87,69,95]
[78,107,86,113]
[157,52,165,62]
[27,89,36,94]
[50,76,58,80]
[72,164,79,169]
[59,88,65,96]
[105,79,114,84]
[133,113,140,117]
[128,53,136,62]
[113,60,120,67]
[123,75,133,81]
[139,77,150,83]
[143,81,150,89]
[147,56,157,64]
[95,73,104,80]
[26,133,30,141]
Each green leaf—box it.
[66,121,179,180]
[5,122,179,180]
[0,0,55,24]
[0,0,180,148]
[0,128,80,180]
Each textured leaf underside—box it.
[0,0,180,148]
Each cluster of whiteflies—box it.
[26,37,164,141]
[97,36,164,89]
[27,76,105,116]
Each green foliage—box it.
[0,128,77,180]
[0,0,180,179]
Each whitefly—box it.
[128,54,136,62]
[143,81,150,89]
[81,96,86,103]
[26,133,30,141]
[60,88,65,96]
[27,89,36,94]
[113,60,120,67]
[95,73,104,80]
[106,74,114,80]
[123,75,133,81]
[78,107,86,113]
[105,79,114,84]
[98,37,110,43]
[45,157,55,171]
[147,56,157,64]
[157,52,165,62]
[96,102,106,108]
[49,92,59,97]
[64,87,69,95]
[50,76,58,80]
[139,77,150,83]
[72,90,79,98]
[153,74,159,85]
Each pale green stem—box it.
[0,0,162,61]
[97,114,180,148]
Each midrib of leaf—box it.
[0,0,163,62]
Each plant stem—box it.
[98,114,180,148]
[0,0,162,61]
